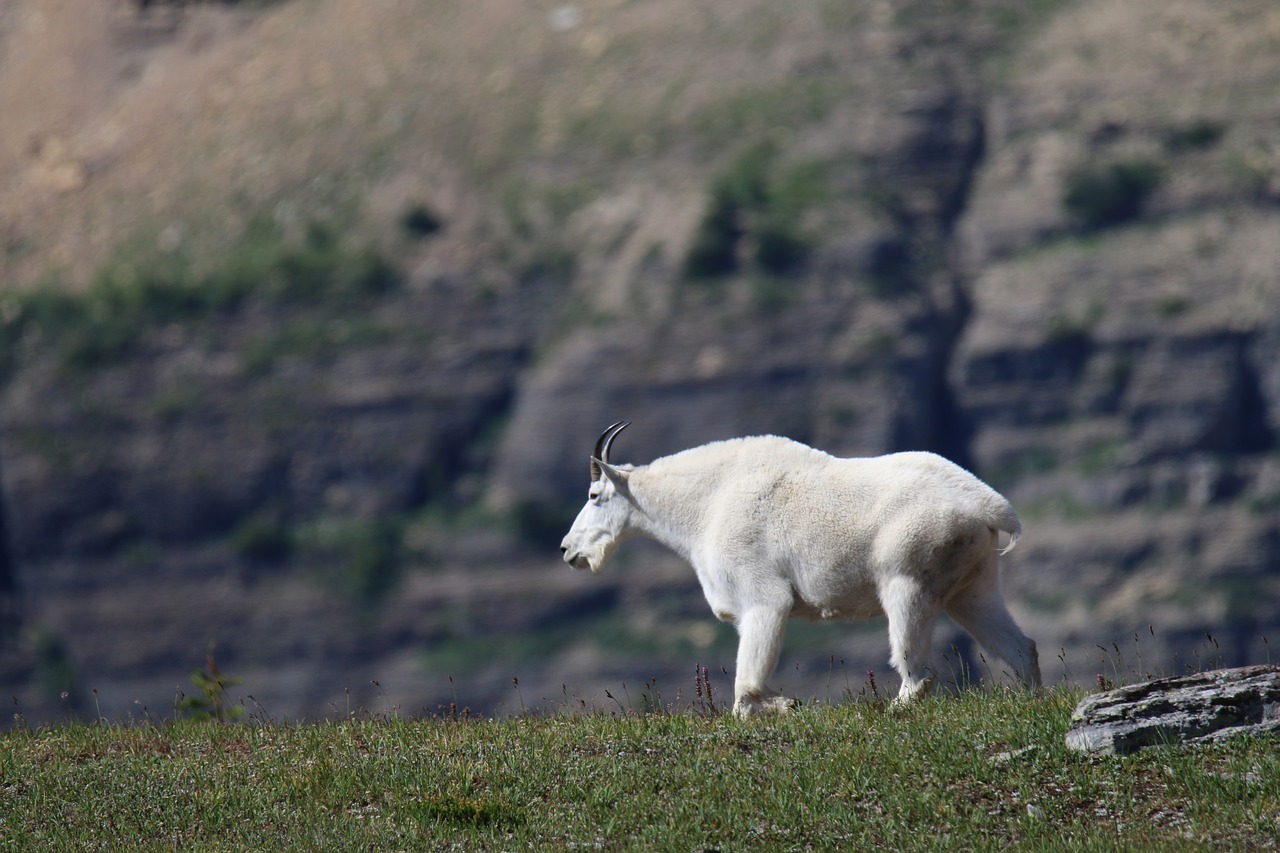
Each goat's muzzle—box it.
[560,541,597,573]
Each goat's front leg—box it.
[731,604,794,718]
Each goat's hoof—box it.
[892,672,936,704]
[733,694,797,718]
[764,695,798,713]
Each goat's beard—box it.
[582,542,616,574]
[582,550,607,574]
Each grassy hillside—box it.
[2,689,1278,850]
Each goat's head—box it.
[560,421,637,573]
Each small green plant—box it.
[400,203,444,238]
[682,180,748,278]
[416,792,518,828]
[682,142,825,280]
[1162,119,1225,153]
[175,644,244,723]
[1061,157,1163,230]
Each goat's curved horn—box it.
[590,421,630,481]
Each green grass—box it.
[2,689,1277,850]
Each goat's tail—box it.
[992,501,1022,556]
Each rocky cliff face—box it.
[1,0,1278,723]
[953,0,1280,680]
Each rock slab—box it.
[1065,665,1280,755]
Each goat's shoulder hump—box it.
[714,434,826,463]
[874,450,961,471]
[656,434,824,468]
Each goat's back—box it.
[655,437,1017,546]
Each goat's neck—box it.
[627,462,718,563]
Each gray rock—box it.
[1065,665,1280,755]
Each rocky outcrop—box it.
[1065,665,1280,755]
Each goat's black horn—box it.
[590,421,630,481]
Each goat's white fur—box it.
[560,432,1041,717]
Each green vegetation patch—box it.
[0,217,401,376]
[1162,119,1226,154]
[2,690,1278,850]
[1078,437,1126,476]
[1061,158,1164,231]
[689,78,841,152]
[294,516,404,607]
[985,446,1061,490]
[240,313,394,377]
[1018,493,1097,522]
[399,202,444,239]
[683,141,828,281]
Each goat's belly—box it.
[790,596,884,622]
[790,571,882,621]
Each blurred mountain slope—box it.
[0,0,1277,722]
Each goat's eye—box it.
[589,492,600,501]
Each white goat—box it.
[560,422,1041,717]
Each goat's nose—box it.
[560,545,569,554]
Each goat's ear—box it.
[594,458,631,492]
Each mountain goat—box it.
[560,422,1041,717]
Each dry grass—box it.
[0,0,1031,301]
[0,0,870,291]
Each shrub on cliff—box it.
[1061,158,1163,231]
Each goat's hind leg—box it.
[944,558,1040,689]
